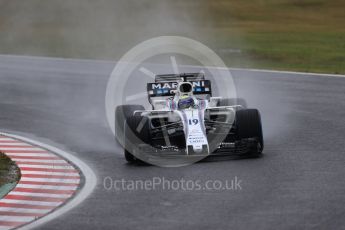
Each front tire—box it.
[124,115,150,163]
[235,109,264,153]
[115,104,145,145]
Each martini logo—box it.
[151,81,205,90]
[151,82,178,89]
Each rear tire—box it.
[235,109,264,153]
[218,98,247,108]
[115,105,145,145]
[124,115,150,163]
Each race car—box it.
[115,73,263,163]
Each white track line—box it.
[16,184,77,190]
[0,132,97,230]
[0,148,44,151]
[20,177,80,183]
[10,159,67,163]
[20,171,79,176]
[0,216,35,222]
[228,67,345,78]
[0,207,49,214]
[178,63,345,78]
[1,54,344,78]
[5,153,58,157]
[0,137,17,141]
[17,164,74,170]
[9,192,71,199]
[0,143,31,146]
[0,199,61,207]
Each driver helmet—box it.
[178,95,195,109]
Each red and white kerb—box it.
[0,135,81,230]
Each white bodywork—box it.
[176,109,209,154]
[136,81,236,155]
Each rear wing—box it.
[147,80,212,98]
[155,73,205,83]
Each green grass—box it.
[0,152,20,188]
[219,31,345,73]
[0,0,344,73]
[203,0,345,73]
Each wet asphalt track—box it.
[0,55,345,230]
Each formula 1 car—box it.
[115,73,263,163]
